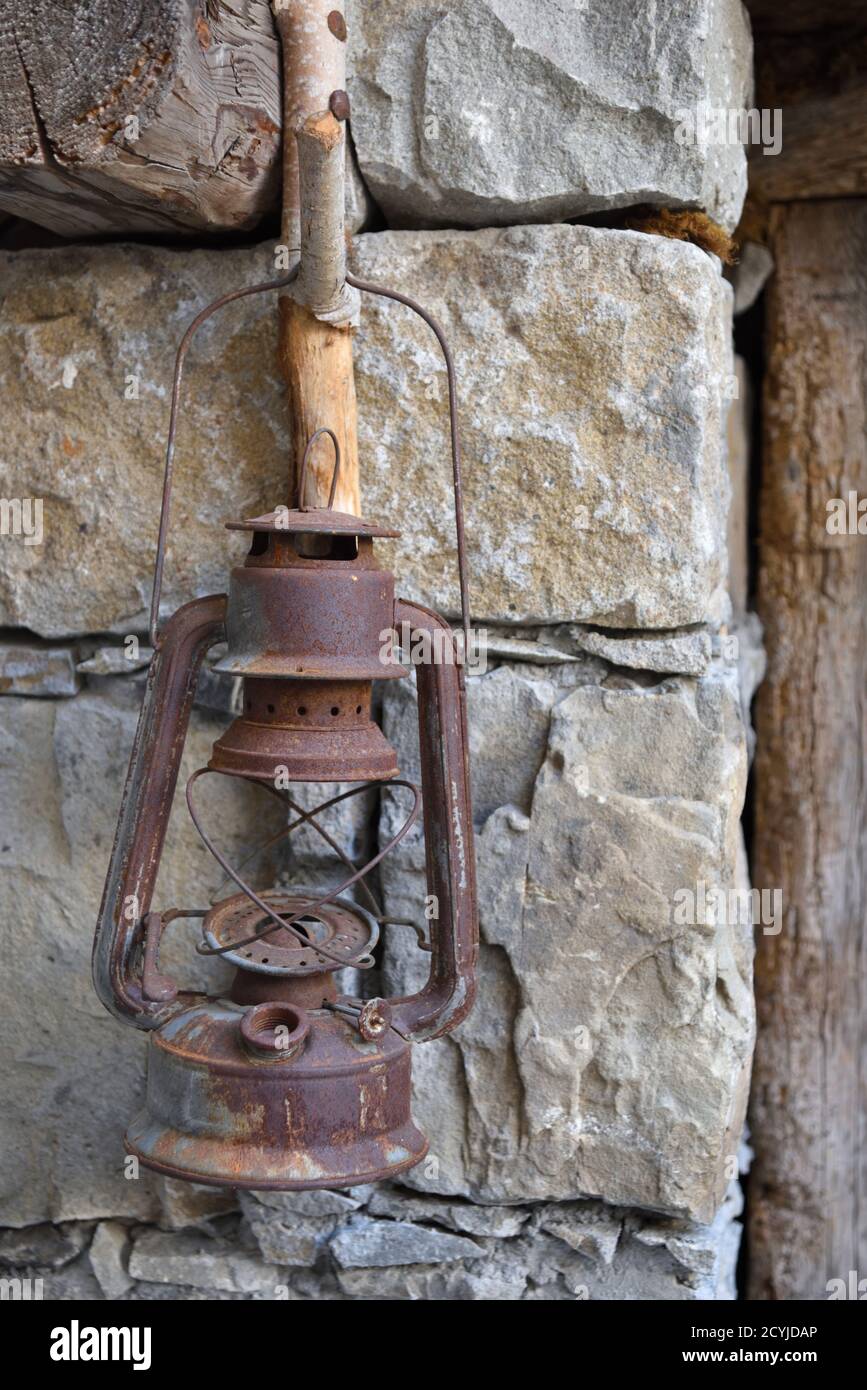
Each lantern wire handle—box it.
[147,265,471,661]
[346,272,471,664]
[148,266,300,650]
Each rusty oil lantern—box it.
[92,268,478,1190]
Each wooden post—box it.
[272,0,360,515]
[748,200,867,1300]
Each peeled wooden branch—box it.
[291,111,359,326]
[272,1,359,515]
[271,0,348,254]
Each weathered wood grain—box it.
[0,1,280,235]
[748,200,867,1300]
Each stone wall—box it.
[0,0,759,1300]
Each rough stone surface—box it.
[0,1221,86,1269]
[0,642,79,696]
[482,632,582,666]
[0,225,731,634]
[567,625,713,676]
[156,1180,238,1233]
[730,241,774,316]
[366,1189,530,1238]
[379,655,752,1222]
[128,1230,279,1294]
[88,1221,134,1300]
[355,226,733,629]
[0,242,288,638]
[330,1216,483,1268]
[239,1189,363,1267]
[0,1177,743,1300]
[32,1252,105,1301]
[284,1182,743,1300]
[76,645,153,677]
[347,0,752,232]
[0,683,283,1226]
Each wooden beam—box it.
[748,199,867,1300]
[0,1,367,238]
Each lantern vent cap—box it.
[224,508,399,539]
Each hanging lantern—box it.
[92,269,478,1191]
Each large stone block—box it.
[357,225,732,628]
[0,223,731,635]
[379,655,753,1222]
[346,0,752,232]
[0,242,287,638]
[0,681,283,1226]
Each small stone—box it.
[335,1262,526,1300]
[76,645,152,676]
[367,1188,529,1238]
[125,1282,260,1301]
[568,625,713,676]
[0,643,79,696]
[128,1229,280,1294]
[88,1221,134,1299]
[538,1204,622,1265]
[239,1190,357,1266]
[629,1182,744,1299]
[330,1216,482,1269]
[482,634,581,666]
[246,1189,363,1219]
[156,1179,238,1232]
[0,1222,86,1270]
[37,1252,104,1301]
[730,241,775,316]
